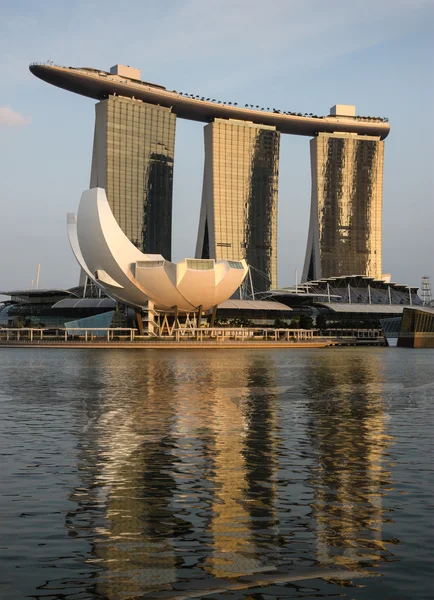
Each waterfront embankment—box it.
[0,326,385,349]
[0,340,333,349]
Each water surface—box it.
[0,347,432,599]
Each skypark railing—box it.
[30,62,389,124]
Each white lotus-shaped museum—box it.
[67,188,248,311]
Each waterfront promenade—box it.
[0,327,329,349]
[0,340,333,349]
[0,326,385,348]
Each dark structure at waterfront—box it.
[0,289,130,330]
[1,274,424,335]
[262,275,421,329]
[397,306,434,348]
[0,290,291,331]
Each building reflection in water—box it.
[66,352,282,597]
[62,350,396,599]
[67,354,182,598]
[305,352,394,570]
[198,355,280,578]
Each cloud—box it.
[0,106,30,127]
[1,0,433,90]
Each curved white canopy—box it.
[68,188,248,311]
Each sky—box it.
[0,0,433,293]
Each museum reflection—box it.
[66,355,183,598]
[304,352,395,569]
[65,353,281,597]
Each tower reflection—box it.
[67,353,183,598]
[198,355,280,578]
[305,352,394,569]
[66,352,283,597]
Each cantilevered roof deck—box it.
[0,289,79,299]
[315,303,406,314]
[217,299,292,311]
[30,63,390,140]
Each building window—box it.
[227,261,244,269]
[186,259,214,270]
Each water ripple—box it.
[0,348,433,599]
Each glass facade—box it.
[66,311,115,335]
[196,119,280,291]
[186,259,214,270]
[303,133,384,281]
[90,96,176,258]
[0,301,116,328]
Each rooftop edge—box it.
[29,63,390,139]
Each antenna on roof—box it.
[35,264,41,289]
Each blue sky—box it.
[1,0,433,292]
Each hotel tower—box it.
[195,119,280,290]
[89,66,176,259]
[302,105,384,281]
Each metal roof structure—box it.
[0,289,79,299]
[302,275,419,293]
[264,289,341,299]
[217,300,292,311]
[51,298,116,309]
[29,64,390,140]
[315,303,405,314]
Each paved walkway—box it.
[0,340,332,350]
